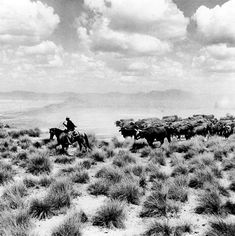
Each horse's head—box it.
[49,128,55,140]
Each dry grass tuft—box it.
[92,200,126,228]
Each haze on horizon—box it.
[0,0,234,95]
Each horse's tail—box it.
[84,133,91,150]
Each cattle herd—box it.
[115,114,235,146]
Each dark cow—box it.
[136,126,171,147]
[119,127,137,139]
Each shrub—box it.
[54,155,75,164]
[205,220,235,236]
[131,164,145,177]
[87,133,98,148]
[147,163,169,181]
[223,201,235,215]
[230,182,235,192]
[168,180,188,202]
[88,180,110,196]
[222,157,235,171]
[174,223,192,236]
[143,221,172,236]
[92,200,125,228]
[0,209,31,236]
[113,150,136,167]
[0,162,15,184]
[149,149,166,166]
[130,140,148,153]
[95,167,123,184]
[51,211,86,236]
[111,137,123,148]
[0,130,8,139]
[110,181,141,204]
[195,191,222,215]
[189,168,215,189]
[2,182,28,210]
[70,170,89,184]
[140,191,179,218]
[140,146,152,157]
[102,146,115,158]
[26,152,52,175]
[12,151,28,166]
[23,175,53,188]
[214,149,227,161]
[79,160,92,170]
[45,180,72,211]
[171,164,188,177]
[89,149,106,162]
[29,198,53,219]
[18,136,32,150]
[183,149,196,160]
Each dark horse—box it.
[49,128,70,152]
[70,131,91,151]
[49,128,91,152]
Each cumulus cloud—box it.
[0,0,60,45]
[84,0,188,40]
[2,41,64,68]
[193,0,235,44]
[77,0,188,57]
[193,44,235,72]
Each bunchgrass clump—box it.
[0,209,31,236]
[54,155,75,164]
[109,181,141,205]
[143,221,172,236]
[168,180,188,202]
[188,168,215,189]
[111,137,123,148]
[70,170,89,184]
[140,191,179,218]
[140,146,152,157]
[51,212,86,236]
[195,191,223,215]
[95,167,123,184]
[2,182,28,210]
[147,163,169,181]
[0,161,15,184]
[149,149,166,166]
[205,220,235,236]
[92,200,126,228]
[45,180,73,211]
[89,149,106,162]
[113,150,136,167]
[26,152,52,175]
[29,198,53,219]
[88,180,110,196]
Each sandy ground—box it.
[1,133,235,236]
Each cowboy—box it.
[63,117,77,132]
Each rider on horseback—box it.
[63,117,77,144]
[63,117,77,132]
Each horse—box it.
[49,128,71,152]
[70,131,91,151]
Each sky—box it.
[0,0,234,94]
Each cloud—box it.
[84,0,189,40]
[2,41,64,68]
[0,0,60,45]
[193,0,235,44]
[83,18,172,56]
[77,0,188,57]
[193,44,235,72]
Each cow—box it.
[136,126,171,147]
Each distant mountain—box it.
[0,89,197,112]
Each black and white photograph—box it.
[0,0,235,235]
